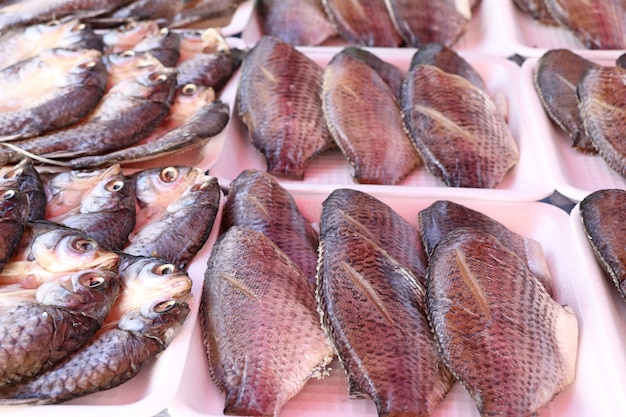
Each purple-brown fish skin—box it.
[578,66,626,179]
[580,189,626,300]
[322,51,420,185]
[339,47,404,100]
[426,227,578,417]
[237,36,334,179]
[317,224,453,416]
[0,159,46,221]
[323,0,403,47]
[534,49,599,154]
[544,0,626,49]
[201,226,334,416]
[513,0,559,25]
[0,186,29,273]
[401,64,518,188]
[221,169,319,285]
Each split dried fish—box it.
[338,46,404,100]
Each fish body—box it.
[426,227,578,417]
[513,0,559,25]
[170,0,242,28]
[201,226,334,416]
[109,0,184,23]
[0,158,46,220]
[401,64,518,188]
[237,36,333,179]
[0,186,28,273]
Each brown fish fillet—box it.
[339,47,404,100]
[544,0,626,49]
[322,51,420,185]
[418,200,553,294]
[257,0,338,46]
[401,64,518,188]
[426,227,578,417]
[578,66,626,179]
[201,226,334,416]
[580,189,626,300]
[237,36,334,179]
[384,0,471,47]
[534,49,599,153]
[317,225,453,416]
[221,169,319,286]
[323,0,403,46]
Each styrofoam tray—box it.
[208,48,554,202]
[499,0,626,58]
[519,56,626,202]
[169,190,621,417]
[0,197,225,417]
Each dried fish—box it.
[0,159,46,221]
[170,0,243,28]
[512,0,559,25]
[338,46,404,99]
[0,186,28,273]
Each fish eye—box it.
[149,72,169,84]
[46,20,60,27]
[73,238,98,252]
[159,27,170,36]
[106,179,125,192]
[181,84,197,95]
[154,263,176,275]
[79,61,97,69]
[120,50,136,58]
[154,300,177,313]
[79,273,106,288]
[1,189,15,200]
[159,166,178,182]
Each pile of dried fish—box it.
[238,37,517,187]
[534,49,626,179]
[0,18,242,169]
[0,161,221,404]
[514,0,626,49]
[258,0,481,47]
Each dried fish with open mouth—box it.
[0,186,29,273]
[0,159,46,221]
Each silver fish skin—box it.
[201,226,334,416]
[0,65,177,164]
[221,169,319,286]
[124,174,221,269]
[0,48,107,140]
[0,186,29,273]
[426,227,578,417]
[0,158,46,221]
[0,268,120,387]
[317,225,453,415]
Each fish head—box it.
[135,66,178,104]
[133,27,181,56]
[25,17,99,49]
[0,186,29,222]
[0,158,39,189]
[104,50,164,89]
[167,175,219,212]
[78,165,135,214]
[133,165,207,207]
[169,84,216,119]
[36,268,121,321]
[179,28,229,59]
[118,299,190,346]
[102,20,162,53]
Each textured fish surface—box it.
[401,64,518,188]
[322,51,420,185]
[317,225,453,416]
[170,0,243,28]
[258,0,337,46]
[201,226,334,416]
[323,0,402,46]
[534,49,599,153]
[108,0,183,23]
[0,48,107,140]
[0,159,46,221]
[237,36,333,179]
[221,169,319,285]
[544,0,626,49]
[512,0,559,25]
[580,189,626,300]
[338,47,404,99]
[426,227,578,417]
[419,200,553,294]
[384,0,471,47]
[0,186,28,273]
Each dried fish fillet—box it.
[534,49,599,153]
[339,46,404,100]
[580,189,626,300]
[401,64,518,188]
[578,66,626,178]
[237,36,333,179]
[201,226,334,416]
[322,51,420,185]
[323,0,402,47]
[427,227,578,417]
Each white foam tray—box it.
[169,190,622,417]
[208,48,554,202]
[519,55,626,202]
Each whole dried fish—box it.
[0,48,107,141]
[0,65,177,164]
[534,49,599,153]
[580,189,626,299]
[0,186,28,273]
[426,227,578,416]
[237,36,334,179]
[257,0,338,46]
[384,0,472,47]
[578,66,626,178]
[317,225,453,416]
[103,49,164,91]
[0,17,103,72]
[544,0,626,49]
[401,64,518,188]
[221,169,319,285]
[322,50,420,185]
[0,159,46,221]
[323,0,402,47]
[201,226,334,416]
